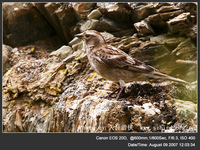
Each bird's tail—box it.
[152,71,189,85]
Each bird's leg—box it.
[116,87,125,100]
[116,79,126,100]
[105,88,120,99]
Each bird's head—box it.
[75,30,106,48]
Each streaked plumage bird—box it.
[75,30,188,99]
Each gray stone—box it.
[50,45,73,59]
[87,9,102,19]
[100,31,115,42]
[134,20,155,35]
[68,37,82,46]
[80,19,99,32]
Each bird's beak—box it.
[75,33,84,39]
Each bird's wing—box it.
[94,45,155,73]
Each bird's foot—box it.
[105,87,125,100]
[104,88,120,99]
[116,87,125,100]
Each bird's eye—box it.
[85,34,90,38]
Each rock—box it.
[54,82,181,132]
[68,36,83,51]
[50,46,73,60]
[96,17,121,32]
[150,34,185,47]
[61,97,131,132]
[111,29,136,37]
[2,2,197,133]
[179,25,197,41]
[100,31,115,42]
[3,44,12,74]
[100,3,132,26]
[72,3,96,19]
[63,50,83,64]
[68,37,82,46]
[111,35,142,53]
[166,82,197,103]
[156,5,179,13]
[87,8,102,19]
[34,3,79,44]
[145,14,167,33]
[3,3,54,47]
[72,3,96,13]
[130,42,170,66]
[134,20,155,35]
[177,2,197,16]
[159,10,184,21]
[79,19,99,32]
[172,38,196,60]
[166,99,197,121]
[167,13,193,33]
[130,3,156,23]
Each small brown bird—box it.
[75,30,188,100]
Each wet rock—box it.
[167,13,193,33]
[131,43,170,66]
[150,34,185,47]
[3,3,54,47]
[79,19,99,32]
[166,99,197,123]
[87,8,102,19]
[172,38,196,60]
[50,46,73,60]
[167,82,197,103]
[134,20,155,35]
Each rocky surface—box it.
[3,2,197,133]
